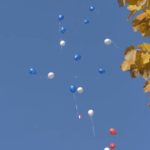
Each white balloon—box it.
[88,109,94,117]
[48,72,55,79]
[77,87,84,94]
[60,40,66,47]
[104,38,112,45]
[104,147,110,150]
[78,114,82,119]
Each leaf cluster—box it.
[118,0,150,93]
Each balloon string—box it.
[58,22,62,28]
[90,117,96,137]
[112,42,120,50]
[58,22,64,50]
[73,94,80,118]
[74,61,79,79]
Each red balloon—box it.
[109,128,117,135]
[109,143,116,149]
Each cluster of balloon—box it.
[47,72,55,79]
[83,4,95,24]
[29,68,37,75]
[88,109,96,136]
[69,85,85,119]
[58,15,66,34]
[71,55,83,117]
[103,128,117,149]
[69,85,80,118]
[58,14,66,48]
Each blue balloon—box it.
[74,54,81,61]
[29,68,37,75]
[98,68,105,74]
[60,26,66,33]
[69,85,76,93]
[84,19,90,24]
[58,14,64,21]
[89,6,95,11]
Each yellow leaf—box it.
[127,0,140,5]
[132,10,150,37]
[121,44,150,79]
[120,60,135,71]
[128,5,142,11]
[141,53,150,64]
[124,46,137,61]
[118,0,150,10]
[117,0,127,6]
[137,43,150,53]
[140,62,150,79]
[130,67,139,78]
[144,80,150,92]
[127,5,142,18]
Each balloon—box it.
[58,14,64,21]
[77,87,84,94]
[104,147,110,150]
[60,40,66,47]
[69,85,77,93]
[29,68,37,75]
[98,68,105,74]
[88,109,94,117]
[84,19,90,24]
[104,38,112,45]
[48,72,55,79]
[60,26,66,33]
[109,128,117,136]
[88,109,96,136]
[89,6,95,11]
[78,114,82,119]
[74,54,81,61]
[109,143,116,149]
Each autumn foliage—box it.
[118,0,150,93]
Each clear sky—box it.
[0,0,150,149]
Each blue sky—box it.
[0,0,150,149]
